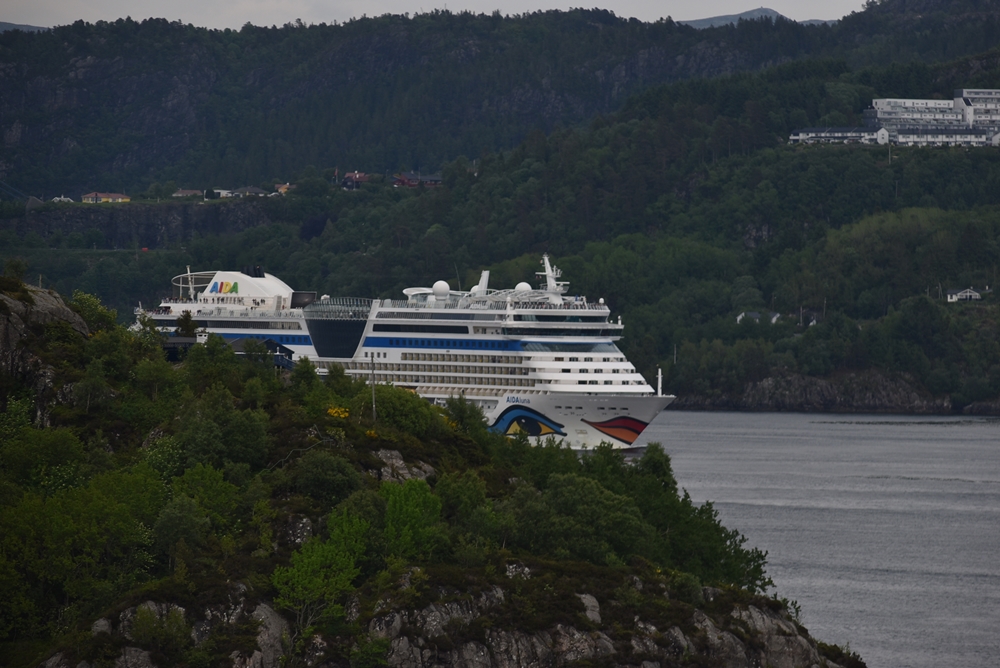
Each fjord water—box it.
[637,411,1000,668]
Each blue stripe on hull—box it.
[168,332,313,346]
[363,336,523,351]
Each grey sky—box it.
[4,0,866,31]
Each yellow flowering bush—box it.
[327,406,350,419]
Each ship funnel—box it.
[473,270,490,295]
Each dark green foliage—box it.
[380,479,447,561]
[130,606,192,663]
[293,451,362,507]
[818,640,868,668]
[0,289,795,667]
[501,474,657,566]
[175,311,198,337]
[351,384,446,440]
[490,443,772,592]
[70,290,116,332]
[176,384,269,470]
[349,637,390,668]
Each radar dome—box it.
[515,281,532,292]
[432,280,450,300]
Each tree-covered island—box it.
[0,275,864,667]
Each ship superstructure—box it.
[304,255,674,448]
[137,266,322,360]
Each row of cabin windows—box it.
[561,368,623,374]
[403,352,521,364]
[365,352,522,364]
[363,374,537,387]
[350,362,529,376]
[384,337,512,350]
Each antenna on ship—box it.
[536,254,568,294]
[657,365,663,398]
[370,356,377,425]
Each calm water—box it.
[637,411,1000,668]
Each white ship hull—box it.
[465,392,672,448]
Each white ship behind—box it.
[138,257,674,448]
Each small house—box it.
[341,171,370,190]
[736,311,780,324]
[392,172,442,188]
[232,186,268,197]
[947,287,983,302]
[81,192,130,203]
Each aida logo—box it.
[209,281,239,294]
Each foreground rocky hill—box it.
[0,281,864,668]
[40,556,858,668]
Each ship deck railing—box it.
[138,307,306,319]
[373,298,610,311]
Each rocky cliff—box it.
[363,580,849,668]
[40,570,858,668]
[3,200,272,249]
[670,369,952,413]
[0,282,88,425]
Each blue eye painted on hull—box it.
[489,406,566,437]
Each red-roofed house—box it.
[341,172,370,190]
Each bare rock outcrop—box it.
[229,603,289,668]
[114,648,155,668]
[0,284,88,425]
[376,449,436,482]
[363,585,842,668]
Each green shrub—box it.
[294,451,362,507]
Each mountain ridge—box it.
[0,21,47,33]
[676,7,840,29]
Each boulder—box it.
[732,605,826,668]
[575,594,601,624]
[114,648,155,668]
[251,603,290,668]
[91,618,112,636]
[376,449,436,483]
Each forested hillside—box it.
[4,0,1000,197]
[7,41,1000,407]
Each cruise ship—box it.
[139,257,674,448]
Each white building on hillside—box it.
[788,127,889,145]
[792,88,1000,147]
[895,127,999,147]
